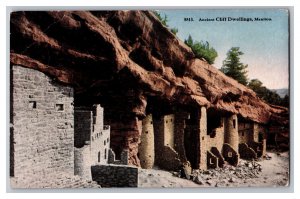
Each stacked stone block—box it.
[74,109,92,147]
[74,104,111,180]
[224,114,239,152]
[238,121,267,158]
[207,151,218,169]
[198,107,208,170]
[11,65,74,182]
[74,146,92,179]
[91,165,138,187]
[174,111,190,163]
[238,143,257,160]
[138,114,155,169]
[10,171,101,188]
[153,114,182,170]
[90,105,110,165]
[108,148,129,165]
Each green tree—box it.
[248,79,288,107]
[220,47,248,85]
[184,35,218,64]
[170,27,178,35]
[153,11,168,27]
[153,11,178,35]
[280,94,289,107]
[248,79,266,97]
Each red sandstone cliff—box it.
[10,11,288,166]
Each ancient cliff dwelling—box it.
[9,10,289,188]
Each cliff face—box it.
[10,11,288,166]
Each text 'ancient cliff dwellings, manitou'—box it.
[9,11,289,188]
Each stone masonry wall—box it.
[222,143,239,166]
[207,151,218,169]
[238,122,253,144]
[74,105,110,168]
[211,147,225,167]
[164,114,175,148]
[154,114,182,170]
[253,123,266,157]
[199,107,207,170]
[108,149,129,165]
[238,122,266,157]
[91,164,138,187]
[157,146,182,171]
[106,116,141,167]
[253,123,266,142]
[205,117,225,153]
[11,65,74,180]
[74,109,92,147]
[139,114,155,169]
[90,113,110,165]
[174,111,189,163]
[74,145,92,179]
[238,143,257,160]
[224,114,239,152]
[253,123,259,142]
[153,115,164,166]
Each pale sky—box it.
[158,9,289,89]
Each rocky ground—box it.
[10,151,288,188]
[138,151,289,188]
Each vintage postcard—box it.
[9,9,289,188]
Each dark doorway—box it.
[184,110,199,169]
[267,133,276,148]
[258,132,264,142]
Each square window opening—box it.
[56,104,64,111]
[29,101,37,109]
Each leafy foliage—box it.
[248,79,289,107]
[170,27,178,35]
[184,35,218,64]
[220,47,248,85]
[153,11,168,27]
[153,11,179,35]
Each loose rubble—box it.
[138,152,289,188]
[186,159,263,187]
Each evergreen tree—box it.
[248,78,288,107]
[184,35,218,64]
[170,27,178,35]
[153,11,178,35]
[153,11,168,27]
[280,94,289,107]
[248,79,265,97]
[220,47,248,85]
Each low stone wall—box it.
[91,164,138,187]
[238,143,257,160]
[207,151,218,169]
[155,146,182,171]
[248,142,264,157]
[211,147,225,167]
[108,149,129,165]
[222,143,239,166]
